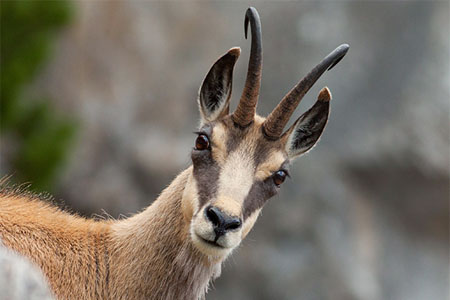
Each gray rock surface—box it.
[0,244,53,300]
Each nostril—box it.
[225,218,242,231]
[205,206,220,227]
[205,206,241,232]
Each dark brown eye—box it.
[195,134,210,151]
[273,170,286,186]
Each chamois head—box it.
[182,7,348,258]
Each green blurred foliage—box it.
[1,1,77,191]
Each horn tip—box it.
[339,44,350,57]
[327,44,349,71]
[247,7,257,14]
[337,44,350,58]
[318,87,332,102]
[340,43,350,51]
[245,7,260,39]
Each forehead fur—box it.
[209,114,288,172]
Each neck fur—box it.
[109,167,221,300]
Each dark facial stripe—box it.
[243,138,290,219]
[94,236,100,297]
[242,177,277,220]
[103,233,110,298]
[192,149,220,209]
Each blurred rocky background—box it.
[1,1,448,300]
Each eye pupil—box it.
[273,170,286,186]
[195,134,210,150]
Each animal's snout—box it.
[205,206,242,240]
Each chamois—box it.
[0,7,349,300]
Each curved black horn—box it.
[231,7,263,128]
[263,44,349,139]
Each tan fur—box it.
[0,169,221,300]
[255,151,287,181]
[0,192,111,299]
[181,172,199,222]
[210,122,228,165]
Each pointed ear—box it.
[283,87,331,159]
[198,47,240,124]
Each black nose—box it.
[205,206,242,239]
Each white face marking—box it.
[214,148,255,216]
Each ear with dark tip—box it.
[283,87,332,158]
[198,47,241,124]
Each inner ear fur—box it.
[283,87,332,158]
[198,48,241,123]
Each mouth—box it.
[196,234,224,248]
